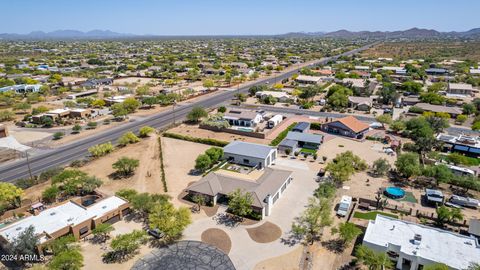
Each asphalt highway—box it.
[0,43,376,182]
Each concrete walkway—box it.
[182,160,319,270]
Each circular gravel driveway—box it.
[131,240,236,270]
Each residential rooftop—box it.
[223,141,275,160]
[364,215,480,270]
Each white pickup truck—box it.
[337,195,352,217]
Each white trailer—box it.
[450,195,479,208]
[267,114,283,128]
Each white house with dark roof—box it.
[187,167,292,219]
[223,141,277,169]
[363,215,480,270]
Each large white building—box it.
[363,215,480,270]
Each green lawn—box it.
[383,191,418,203]
[300,148,317,154]
[353,211,399,220]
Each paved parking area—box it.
[182,158,319,270]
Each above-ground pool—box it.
[384,187,406,199]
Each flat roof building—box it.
[295,75,322,85]
[0,196,129,251]
[223,141,277,169]
[363,215,480,270]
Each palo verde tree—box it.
[227,188,254,219]
[148,201,191,242]
[291,197,332,245]
[112,157,140,177]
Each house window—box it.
[79,226,89,236]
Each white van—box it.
[337,195,352,217]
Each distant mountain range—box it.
[0,30,135,40]
[1,28,480,40]
[281,27,480,39]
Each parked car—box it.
[147,228,165,239]
[337,195,352,217]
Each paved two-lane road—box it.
[0,43,376,182]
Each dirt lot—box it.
[253,246,303,270]
[161,137,211,206]
[318,136,397,165]
[167,124,268,145]
[79,135,164,196]
[80,219,153,270]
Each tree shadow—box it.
[321,239,346,254]
[212,213,242,228]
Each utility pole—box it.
[172,100,177,125]
[25,150,33,181]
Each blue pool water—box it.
[385,187,406,198]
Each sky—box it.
[2,0,479,35]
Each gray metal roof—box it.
[278,138,298,148]
[285,131,323,144]
[223,141,275,160]
[292,122,310,132]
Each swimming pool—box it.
[384,187,406,199]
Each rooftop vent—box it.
[50,212,56,216]
[15,227,22,231]
[413,234,422,245]
[102,206,107,209]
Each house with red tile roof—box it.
[321,116,370,139]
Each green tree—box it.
[47,235,77,255]
[0,182,24,208]
[191,194,207,210]
[227,188,254,218]
[456,114,468,124]
[111,103,128,118]
[104,230,147,261]
[53,132,64,140]
[149,201,191,241]
[390,120,406,133]
[195,154,212,172]
[123,97,141,113]
[292,197,332,245]
[355,245,394,270]
[395,152,421,178]
[375,114,392,128]
[463,103,477,115]
[218,106,227,113]
[48,249,83,270]
[142,96,157,108]
[187,106,208,123]
[91,99,106,108]
[13,102,31,113]
[118,131,140,146]
[205,147,223,163]
[115,188,138,202]
[88,142,114,158]
[139,126,155,137]
[335,222,362,247]
[42,185,60,203]
[422,164,453,186]
[0,110,15,122]
[314,182,336,199]
[423,263,449,270]
[92,223,115,243]
[10,225,39,264]
[436,206,463,227]
[72,124,82,134]
[372,158,391,177]
[112,157,140,176]
[325,151,367,183]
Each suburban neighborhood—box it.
[1,1,480,270]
